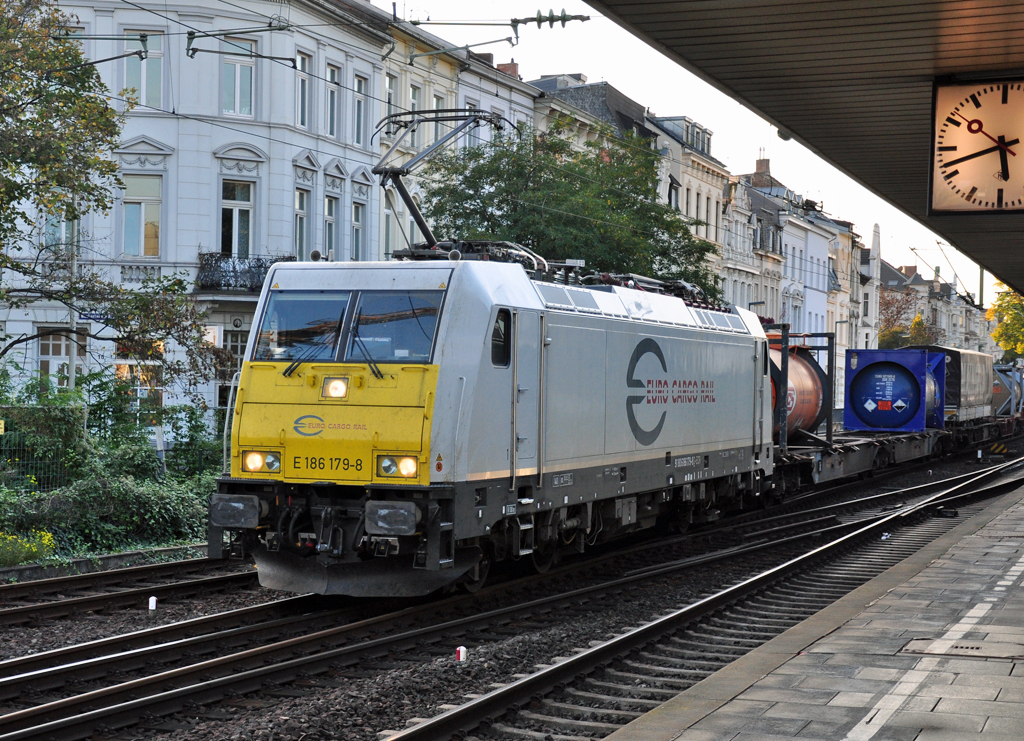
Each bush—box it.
[0,473,214,556]
[0,529,56,567]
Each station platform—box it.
[606,484,1024,741]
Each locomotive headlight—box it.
[243,451,265,472]
[377,456,418,478]
[264,453,281,472]
[397,457,418,477]
[322,377,349,399]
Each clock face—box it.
[932,82,1024,213]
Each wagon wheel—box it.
[459,550,491,593]
[531,539,557,574]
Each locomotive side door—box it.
[512,310,541,486]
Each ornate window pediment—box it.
[323,158,348,192]
[293,149,321,184]
[351,166,374,198]
[214,143,267,176]
[116,136,174,170]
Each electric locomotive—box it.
[211,254,774,596]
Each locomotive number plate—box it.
[292,456,364,472]
[551,473,574,487]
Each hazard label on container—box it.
[894,399,907,412]
[864,399,877,412]
[878,400,892,411]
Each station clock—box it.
[931,80,1024,213]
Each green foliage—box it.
[907,313,940,345]
[0,1,230,397]
[420,122,722,300]
[0,474,212,555]
[0,0,124,248]
[0,378,217,560]
[877,328,905,350]
[0,529,56,567]
[987,284,1024,361]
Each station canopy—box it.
[589,0,1024,294]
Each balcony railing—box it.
[196,253,296,292]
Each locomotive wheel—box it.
[531,540,557,574]
[459,551,491,593]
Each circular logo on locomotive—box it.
[293,415,326,437]
[626,338,668,446]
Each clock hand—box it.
[955,111,1017,155]
[941,138,1021,168]
[999,135,1011,181]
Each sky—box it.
[371,0,1001,306]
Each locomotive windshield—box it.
[253,291,350,362]
[345,290,443,364]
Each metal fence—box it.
[0,405,87,493]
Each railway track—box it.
[380,457,1024,741]
[0,558,257,626]
[2,460,1018,741]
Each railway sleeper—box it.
[601,668,694,689]
[540,699,643,722]
[672,634,751,654]
[679,629,764,648]
[717,609,799,628]
[561,687,664,710]
[487,721,591,741]
[704,619,784,639]
[515,708,623,735]
[622,659,711,678]
[584,678,681,699]
[637,651,728,671]
[658,643,754,663]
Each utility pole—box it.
[67,218,77,393]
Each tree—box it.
[419,121,722,300]
[906,313,942,346]
[877,287,918,349]
[0,0,226,394]
[987,283,1024,361]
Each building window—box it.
[862,292,870,316]
[123,175,161,257]
[296,52,310,129]
[222,39,253,116]
[409,84,420,147]
[221,181,252,258]
[324,195,338,260]
[352,202,364,261]
[44,213,79,249]
[384,203,394,260]
[685,188,691,216]
[217,330,248,409]
[706,196,712,238]
[294,188,309,259]
[114,362,163,424]
[434,94,444,142]
[695,194,701,233]
[39,328,86,386]
[327,64,340,137]
[385,74,397,133]
[125,32,162,108]
[465,100,480,146]
[668,184,679,210]
[354,76,367,146]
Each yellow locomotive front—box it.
[211,264,474,596]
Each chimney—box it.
[751,157,773,188]
[497,61,520,79]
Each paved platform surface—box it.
[606,485,1024,741]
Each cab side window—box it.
[491,309,511,367]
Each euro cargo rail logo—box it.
[294,415,325,437]
[626,338,716,446]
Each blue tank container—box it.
[844,349,945,432]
